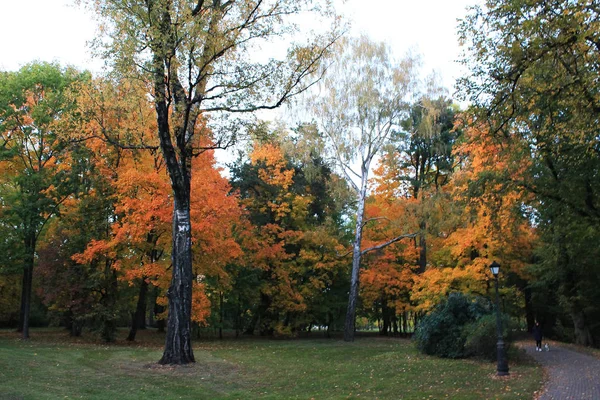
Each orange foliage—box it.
[411,121,538,312]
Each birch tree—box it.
[311,36,419,341]
[85,0,338,364]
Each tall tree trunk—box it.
[19,232,36,339]
[219,291,224,340]
[17,268,27,333]
[127,278,148,341]
[235,295,241,338]
[380,298,390,336]
[523,285,535,333]
[152,19,195,360]
[571,307,594,346]
[343,178,367,342]
[159,200,195,364]
[151,286,165,332]
[101,265,118,343]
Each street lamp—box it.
[490,261,509,376]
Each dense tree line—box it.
[1,0,599,366]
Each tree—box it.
[459,0,600,345]
[410,122,536,319]
[311,36,419,341]
[0,62,86,339]
[86,0,339,363]
[397,94,458,274]
[230,134,349,336]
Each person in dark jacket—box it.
[532,321,543,351]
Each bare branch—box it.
[360,233,417,256]
[361,216,390,228]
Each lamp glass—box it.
[490,262,500,276]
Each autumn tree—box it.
[360,181,419,335]
[0,62,87,339]
[410,122,537,320]
[229,131,350,336]
[73,77,171,341]
[310,35,420,341]
[86,0,339,364]
[459,0,600,345]
[397,94,458,273]
[37,155,120,339]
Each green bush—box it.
[414,293,492,359]
[463,314,513,361]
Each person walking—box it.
[533,321,543,351]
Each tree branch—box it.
[361,233,417,256]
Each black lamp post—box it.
[490,261,509,376]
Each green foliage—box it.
[463,314,514,361]
[459,0,600,345]
[414,293,493,358]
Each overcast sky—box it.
[0,0,478,93]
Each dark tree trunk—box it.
[64,309,82,337]
[150,15,196,361]
[153,290,166,333]
[71,322,82,337]
[17,270,26,333]
[524,286,535,333]
[219,291,224,340]
[159,201,195,364]
[571,307,594,346]
[244,312,258,335]
[19,233,36,339]
[380,299,390,336]
[235,295,241,338]
[101,266,118,343]
[127,278,148,341]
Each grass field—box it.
[0,328,543,399]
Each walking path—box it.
[521,341,600,399]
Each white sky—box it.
[0,0,479,95]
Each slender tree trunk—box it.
[152,286,166,332]
[18,271,26,333]
[159,200,195,364]
[20,233,36,339]
[101,265,118,343]
[524,285,535,333]
[127,278,148,341]
[20,264,33,339]
[219,291,224,340]
[235,294,241,338]
[344,178,367,342]
[380,298,390,336]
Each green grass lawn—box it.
[0,328,543,399]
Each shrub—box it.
[414,293,493,359]
[463,314,513,361]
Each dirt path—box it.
[521,341,600,399]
